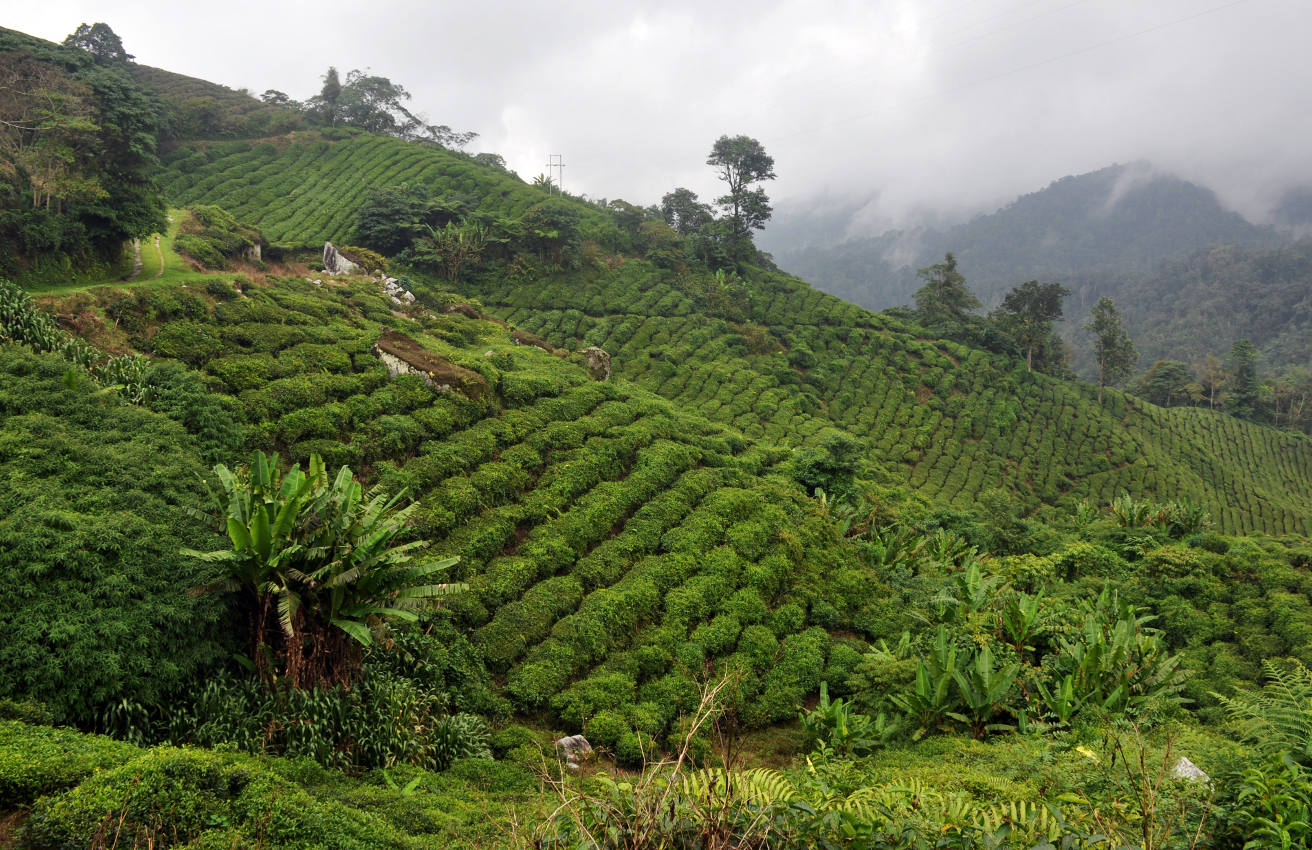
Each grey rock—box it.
[578,347,611,381]
[556,734,593,762]
[1173,756,1210,783]
[322,242,360,276]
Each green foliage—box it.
[990,279,1070,374]
[0,720,135,807]
[0,347,232,725]
[186,451,464,687]
[1237,754,1312,849]
[914,252,980,330]
[0,28,167,283]
[464,262,1312,536]
[162,132,609,249]
[180,672,489,772]
[1,278,156,401]
[172,204,264,270]
[5,720,533,848]
[1086,296,1137,402]
[1215,659,1312,763]
[706,134,775,256]
[354,183,470,256]
[800,682,898,757]
[1053,586,1186,717]
[1225,337,1264,422]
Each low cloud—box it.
[10,0,1311,233]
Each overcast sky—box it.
[8,0,1311,238]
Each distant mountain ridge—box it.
[774,163,1282,312]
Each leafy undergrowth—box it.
[0,720,538,849]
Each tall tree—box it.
[1129,359,1196,407]
[707,135,775,249]
[991,279,1070,372]
[1225,338,1263,421]
[62,23,133,65]
[1272,366,1312,432]
[660,187,713,236]
[1085,297,1136,404]
[913,252,980,329]
[307,68,476,147]
[1192,354,1226,411]
[314,67,342,126]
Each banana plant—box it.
[1032,672,1081,726]
[931,559,1000,624]
[996,589,1045,660]
[859,524,927,569]
[186,451,464,686]
[951,643,1022,739]
[1054,585,1184,714]
[800,682,899,756]
[890,626,962,739]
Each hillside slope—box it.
[1109,237,1312,370]
[131,63,303,140]
[155,137,1312,535]
[36,275,861,742]
[159,132,606,247]
[463,263,1312,535]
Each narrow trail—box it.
[124,238,143,281]
[152,234,164,279]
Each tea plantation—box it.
[4,34,1312,847]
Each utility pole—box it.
[546,154,565,194]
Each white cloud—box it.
[7,0,1311,230]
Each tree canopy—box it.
[913,252,980,329]
[1085,297,1137,403]
[707,134,775,250]
[0,28,165,281]
[305,67,476,148]
[61,22,133,65]
[660,187,713,236]
[990,280,1070,373]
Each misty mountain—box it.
[771,163,1282,312]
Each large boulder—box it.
[373,330,489,400]
[555,734,593,772]
[322,242,360,276]
[578,346,611,381]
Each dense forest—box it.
[2,23,1311,850]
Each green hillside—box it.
[159,131,607,247]
[157,135,1312,535]
[25,275,858,742]
[130,63,303,140]
[8,32,1312,848]
[467,263,1312,535]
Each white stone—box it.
[556,734,593,761]
[322,242,360,276]
[1173,757,1209,783]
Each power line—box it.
[546,153,566,194]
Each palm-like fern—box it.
[1215,658,1312,763]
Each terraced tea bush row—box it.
[461,262,1312,535]
[160,133,609,246]
[51,275,861,750]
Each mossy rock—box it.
[373,330,489,401]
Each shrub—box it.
[0,721,135,807]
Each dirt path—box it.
[124,238,143,281]
[152,234,164,279]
